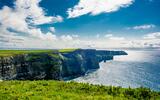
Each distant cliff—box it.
[0,49,127,80]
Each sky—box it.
[0,0,160,49]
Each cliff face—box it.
[0,53,62,80]
[61,49,99,78]
[0,49,127,80]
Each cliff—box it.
[0,49,127,80]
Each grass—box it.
[58,48,78,53]
[0,80,159,100]
[0,49,78,57]
[0,50,55,57]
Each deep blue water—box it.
[73,50,160,91]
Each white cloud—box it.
[72,34,79,38]
[43,32,57,41]
[15,0,63,25]
[0,27,26,48]
[127,24,155,30]
[0,6,28,32]
[59,34,79,41]
[143,32,160,39]
[60,35,73,41]
[0,0,63,41]
[109,37,125,41]
[119,32,160,48]
[49,27,56,33]
[105,34,113,38]
[67,0,134,18]
[54,34,160,48]
[52,15,63,23]
[27,28,57,40]
[105,34,125,40]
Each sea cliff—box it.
[0,49,127,80]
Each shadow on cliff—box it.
[0,49,127,80]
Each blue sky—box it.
[0,0,160,49]
[43,0,160,37]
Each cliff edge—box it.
[0,49,127,80]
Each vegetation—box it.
[0,49,78,57]
[0,81,159,100]
[0,50,56,57]
[58,48,78,53]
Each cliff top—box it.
[0,49,127,57]
[0,49,77,57]
[58,48,78,53]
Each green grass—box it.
[0,81,159,100]
[0,49,78,57]
[58,48,78,53]
[0,50,56,57]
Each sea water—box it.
[73,49,160,91]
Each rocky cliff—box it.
[0,49,127,80]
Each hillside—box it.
[0,80,159,100]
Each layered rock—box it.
[0,53,62,80]
[0,49,127,80]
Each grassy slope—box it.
[0,81,159,100]
[0,49,77,57]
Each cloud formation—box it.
[0,0,63,41]
[127,24,155,30]
[49,27,56,33]
[0,0,159,49]
[143,32,160,39]
[105,34,125,40]
[15,0,63,25]
[67,0,134,18]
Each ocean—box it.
[73,49,160,91]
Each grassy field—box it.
[0,80,159,100]
[0,50,54,57]
[58,48,78,53]
[0,49,77,57]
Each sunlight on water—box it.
[114,50,159,62]
[73,50,160,91]
[114,51,146,61]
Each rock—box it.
[0,49,127,80]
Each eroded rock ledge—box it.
[0,49,127,80]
